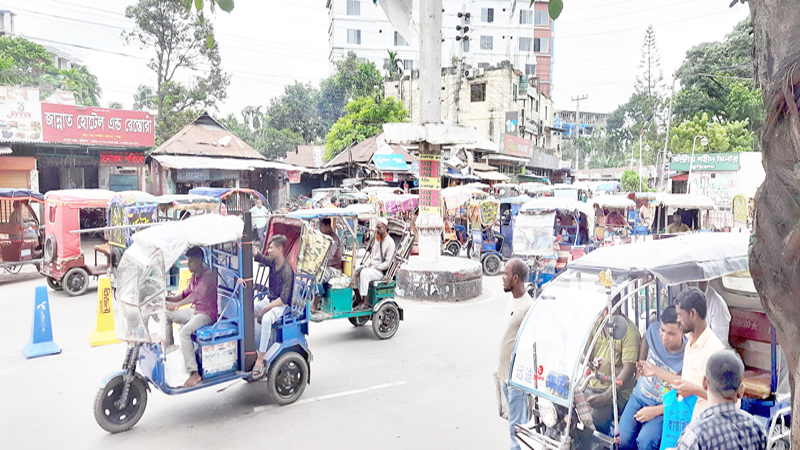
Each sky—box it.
[7,0,750,117]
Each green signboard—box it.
[519,75,528,94]
[669,152,740,171]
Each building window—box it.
[347,29,361,45]
[478,61,490,69]
[480,35,493,50]
[403,59,414,72]
[534,37,549,53]
[481,8,494,23]
[519,37,532,52]
[394,31,408,46]
[463,38,469,52]
[520,10,533,25]
[471,83,486,102]
[525,64,536,75]
[535,10,549,26]
[347,0,360,15]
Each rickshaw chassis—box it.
[311,281,404,340]
[40,256,104,296]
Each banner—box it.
[503,133,532,158]
[41,103,155,147]
[287,170,302,183]
[670,153,740,171]
[418,153,441,215]
[0,87,43,142]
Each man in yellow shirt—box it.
[666,213,691,234]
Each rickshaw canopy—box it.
[654,193,715,210]
[109,191,159,248]
[44,189,116,208]
[0,189,44,203]
[595,182,621,193]
[568,232,749,285]
[110,191,158,206]
[45,189,115,259]
[592,195,635,210]
[443,185,491,210]
[188,187,267,204]
[519,197,594,218]
[287,208,360,219]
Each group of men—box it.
[163,214,397,386]
[498,260,765,450]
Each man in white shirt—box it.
[698,279,731,346]
[498,258,534,450]
[352,217,396,307]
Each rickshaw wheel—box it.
[4,264,21,274]
[771,438,790,450]
[482,254,502,276]
[94,375,148,434]
[267,352,308,406]
[445,241,461,257]
[348,316,370,327]
[372,302,400,340]
[465,239,473,259]
[63,267,90,296]
[46,277,63,291]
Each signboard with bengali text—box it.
[502,133,532,158]
[670,153,740,171]
[41,103,155,147]
[419,153,441,215]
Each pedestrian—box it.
[698,279,732,346]
[673,350,766,450]
[498,258,534,450]
[250,198,269,246]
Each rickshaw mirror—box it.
[608,314,629,340]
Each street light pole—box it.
[688,135,709,194]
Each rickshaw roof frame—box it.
[0,188,44,203]
[654,193,716,210]
[188,187,267,204]
[592,195,636,210]
[154,194,221,206]
[44,189,116,208]
[519,197,594,217]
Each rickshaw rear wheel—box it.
[482,254,503,276]
[445,241,461,257]
[348,316,370,327]
[372,302,400,340]
[267,352,308,406]
[46,277,62,291]
[63,267,90,296]
[94,375,148,434]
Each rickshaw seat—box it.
[194,290,240,342]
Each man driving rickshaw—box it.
[351,217,396,308]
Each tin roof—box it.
[283,145,325,168]
[150,114,266,160]
[325,133,418,167]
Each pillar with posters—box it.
[417,146,443,262]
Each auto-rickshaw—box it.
[553,183,592,203]
[591,195,636,242]
[0,189,44,274]
[521,182,554,198]
[107,191,159,268]
[155,194,222,221]
[466,197,505,275]
[492,183,523,199]
[40,189,116,296]
[188,187,269,216]
[271,209,410,339]
[95,213,316,433]
[651,193,715,234]
[511,233,790,450]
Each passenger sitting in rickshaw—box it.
[584,295,641,435]
[351,218,395,308]
[619,306,686,450]
[666,212,690,234]
[165,246,218,388]
[311,218,344,312]
[252,235,295,380]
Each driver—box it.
[584,295,641,435]
[165,246,218,388]
[666,212,690,234]
[351,217,395,308]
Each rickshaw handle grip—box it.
[585,368,623,385]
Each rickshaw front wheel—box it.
[348,316,370,327]
[63,267,90,296]
[445,241,461,257]
[482,254,503,276]
[267,352,308,406]
[46,277,62,291]
[94,375,148,434]
[372,302,400,340]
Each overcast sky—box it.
[8,0,750,117]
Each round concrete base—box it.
[396,256,483,301]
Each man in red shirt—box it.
[165,246,218,388]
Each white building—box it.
[328,0,555,95]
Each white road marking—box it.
[253,380,407,413]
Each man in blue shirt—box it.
[620,306,686,450]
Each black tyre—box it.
[94,375,148,434]
[445,241,461,257]
[5,264,21,274]
[482,253,503,276]
[63,267,90,296]
[465,239,474,259]
[372,302,400,340]
[267,351,308,406]
[46,276,63,291]
[43,235,57,263]
[348,316,370,327]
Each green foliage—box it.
[319,52,384,127]
[59,66,102,106]
[620,170,640,192]
[124,0,230,144]
[669,113,754,154]
[108,101,124,109]
[325,96,408,160]
[218,113,303,160]
[132,84,156,111]
[266,82,327,143]
[384,51,403,81]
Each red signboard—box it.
[730,308,772,343]
[503,133,532,158]
[288,170,302,184]
[100,151,145,166]
[41,103,155,147]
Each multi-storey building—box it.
[328,0,555,95]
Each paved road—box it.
[0,271,512,449]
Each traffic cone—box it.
[22,286,62,358]
[88,277,120,346]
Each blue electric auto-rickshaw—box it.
[511,233,791,450]
[95,213,316,433]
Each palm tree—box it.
[132,84,156,111]
[242,105,264,130]
[383,51,403,81]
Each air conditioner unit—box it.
[476,67,485,77]
[464,68,474,78]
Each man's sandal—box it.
[251,364,266,380]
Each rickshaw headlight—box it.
[538,398,558,428]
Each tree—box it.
[108,101,124,109]
[620,170,640,192]
[132,84,156,111]
[635,25,664,104]
[124,0,230,143]
[266,82,327,143]
[324,96,408,160]
[384,51,403,81]
[59,66,101,106]
[218,112,304,160]
[319,51,384,128]
[669,113,754,154]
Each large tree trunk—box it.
[748,1,800,447]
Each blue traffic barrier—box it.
[22,286,62,359]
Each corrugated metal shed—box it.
[325,133,418,167]
[283,145,325,168]
[150,114,266,160]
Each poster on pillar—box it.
[419,153,441,215]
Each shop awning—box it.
[482,154,529,163]
[372,153,409,172]
[475,171,509,181]
[671,173,688,181]
[152,155,311,172]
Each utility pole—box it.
[453,5,469,124]
[661,76,676,191]
[571,94,588,173]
